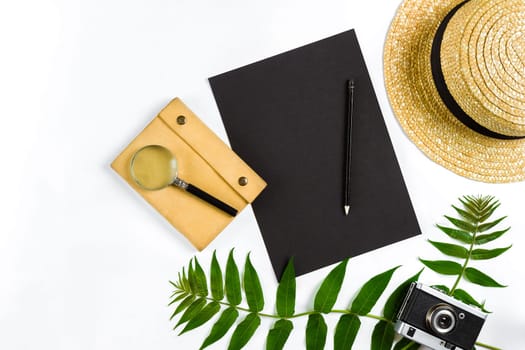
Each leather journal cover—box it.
[111,98,266,250]
[209,29,421,277]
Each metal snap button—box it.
[176,115,186,125]
[238,176,248,186]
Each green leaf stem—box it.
[170,196,508,350]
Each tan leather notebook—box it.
[111,98,266,250]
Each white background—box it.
[1,0,524,349]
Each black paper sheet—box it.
[209,29,420,278]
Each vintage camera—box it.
[395,282,487,350]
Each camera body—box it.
[395,282,487,350]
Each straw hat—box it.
[384,0,525,183]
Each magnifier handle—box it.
[186,183,238,217]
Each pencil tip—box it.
[344,205,350,215]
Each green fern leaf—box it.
[313,259,348,313]
[478,216,507,232]
[276,257,296,318]
[188,260,197,294]
[476,195,494,210]
[169,292,188,305]
[200,307,239,350]
[445,215,476,233]
[464,267,506,287]
[194,257,209,297]
[174,298,207,329]
[428,240,468,258]
[181,267,191,292]
[266,319,293,350]
[431,285,450,294]
[228,313,261,350]
[349,266,400,315]
[371,320,395,350]
[334,314,360,350]
[419,259,462,275]
[179,301,220,335]
[225,249,242,306]
[479,202,501,223]
[471,246,512,260]
[452,204,478,223]
[393,337,420,350]
[475,228,510,244]
[383,269,423,321]
[210,251,224,301]
[244,254,264,312]
[436,224,473,244]
[170,295,195,320]
[452,289,490,313]
[458,197,479,217]
[305,313,327,350]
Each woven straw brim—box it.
[384,0,525,183]
[441,0,525,136]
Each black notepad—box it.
[209,29,420,278]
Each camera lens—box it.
[426,304,457,334]
[437,313,453,328]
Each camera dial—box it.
[426,304,457,335]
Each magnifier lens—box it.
[130,145,178,190]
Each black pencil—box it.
[344,80,354,215]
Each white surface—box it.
[1,0,524,349]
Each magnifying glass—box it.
[130,145,238,217]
